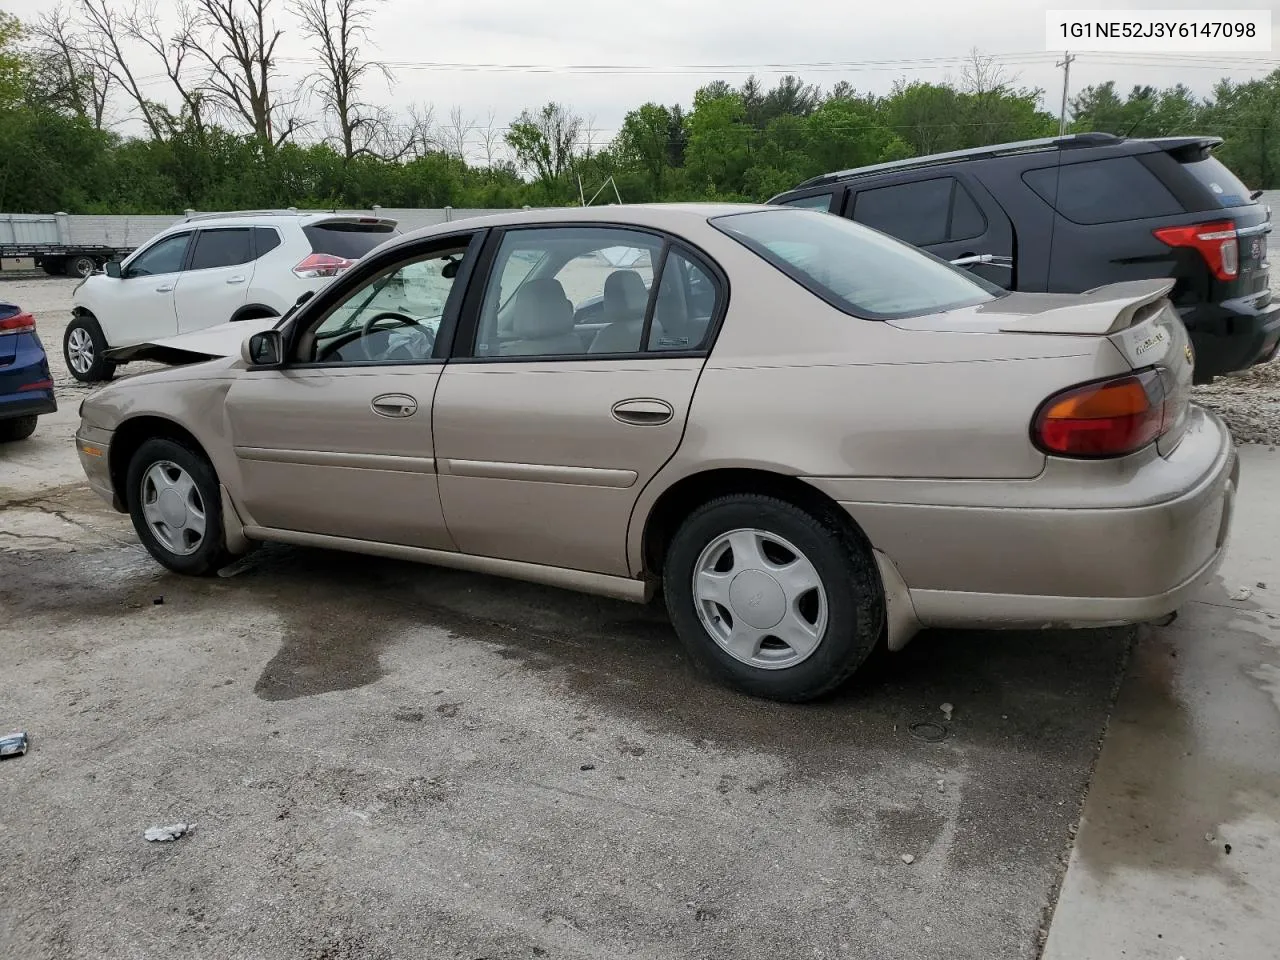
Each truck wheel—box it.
[67,255,98,278]
[63,313,116,383]
[41,258,65,276]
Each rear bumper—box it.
[0,332,57,419]
[0,389,57,420]
[817,406,1237,633]
[1181,296,1280,381]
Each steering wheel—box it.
[359,310,430,361]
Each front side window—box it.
[126,232,191,278]
[713,208,999,319]
[475,227,664,358]
[299,244,469,364]
[189,228,253,270]
[853,177,986,246]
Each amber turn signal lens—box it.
[1034,370,1166,458]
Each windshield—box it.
[1180,155,1253,208]
[711,209,1000,320]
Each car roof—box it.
[388,202,776,246]
[782,132,1225,194]
[165,210,398,230]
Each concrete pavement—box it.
[1043,444,1280,960]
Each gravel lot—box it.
[0,272,1273,959]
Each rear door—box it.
[432,225,725,577]
[844,173,1016,288]
[173,227,256,333]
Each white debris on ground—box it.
[1193,358,1280,447]
[144,822,196,842]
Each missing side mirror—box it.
[105,260,122,279]
[242,330,283,367]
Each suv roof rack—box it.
[181,207,365,222]
[792,132,1124,190]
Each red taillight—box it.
[1153,220,1239,281]
[0,311,36,335]
[293,253,357,278]
[1034,370,1178,458]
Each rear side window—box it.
[712,208,999,320]
[254,227,282,257]
[189,228,253,270]
[778,193,834,212]
[303,222,395,259]
[1023,157,1183,224]
[1180,156,1252,208]
[853,177,987,246]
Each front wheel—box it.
[63,314,116,383]
[126,438,234,576]
[663,494,884,702]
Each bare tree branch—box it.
[76,0,165,138]
[404,102,438,158]
[292,0,396,158]
[440,105,475,161]
[31,4,114,126]
[479,109,503,168]
[188,0,300,144]
[125,1,207,133]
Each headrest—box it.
[511,278,574,338]
[603,270,648,319]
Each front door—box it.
[173,226,256,333]
[110,230,193,345]
[224,233,479,549]
[433,225,724,577]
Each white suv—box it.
[65,210,397,382]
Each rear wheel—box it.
[0,415,38,443]
[67,255,98,278]
[663,494,884,702]
[126,438,233,576]
[63,313,115,383]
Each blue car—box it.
[0,301,57,442]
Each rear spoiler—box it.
[310,215,398,232]
[999,279,1175,336]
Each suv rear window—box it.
[303,222,394,259]
[1180,155,1252,208]
[712,208,1000,320]
[1023,157,1183,224]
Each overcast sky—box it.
[10,0,1280,152]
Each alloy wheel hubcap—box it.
[67,327,94,374]
[139,461,206,556]
[693,528,828,670]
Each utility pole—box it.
[1056,52,1075,136]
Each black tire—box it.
[126,438,234,576]
[663,494,884,703]
[63,313,116,383]
[67,255,98,278]
[0,415,38,443]
[40,259,64,277]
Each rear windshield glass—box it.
[711,208,1001,320]
[1181,155,1253,208]
[304,222,395,259]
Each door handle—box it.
[155,285,174,293]
[950,253,1013,269]
[371,393,418,418]
[612,398,674,426]
[226,276,246,284]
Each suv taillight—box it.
[1153,220,1239,281]
[1033,369,1182,458]
[293,253,357,278]
[0,311,35,335]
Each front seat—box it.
[500,278,583,356]
[589,270,662,353]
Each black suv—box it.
[769,133,1278,383]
